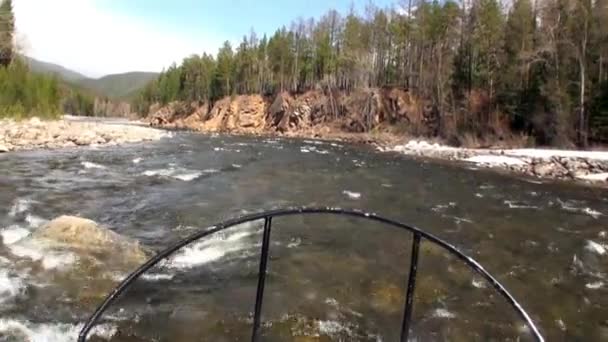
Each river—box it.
[0,128,607,341]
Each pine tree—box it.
[0,0,14,67]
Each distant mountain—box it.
[78,72,158,99]
[25,57,158,99]
[25,57,88,83]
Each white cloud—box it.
[13,0,220,77]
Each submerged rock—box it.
[5,216,151,304]
[30,216,148,264]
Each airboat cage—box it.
[78,207,544,342]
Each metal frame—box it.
[78,207,544,341]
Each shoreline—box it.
[2,116,607,186]
[155,119,608,186]
[0,116,170,153]
[378,140,608,186]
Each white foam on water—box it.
[585,240,606,255]
[0,271,26,303]
[287,237,302,248]
[303,140,324,145]
[504,200,539,209]
[25,214,46,228]
[557,199,603,219]
[8,241,77,270]
[231,164,242,169]
[474,193,484,198]
[431,202,457,212]
[0,319,116,342]
[318,320,352,336]
[0,226,31,244]
[300,147,311,153]
[141,273,175,281]
[173,172,203,182]
[585,281,604,289]
[9,198,33,217]
[142,168,203,182]
[166,222,260,269]
[471,278,486,288]
[432,308,456,319]
[132,157,142,164]
[342,191,361,200]
[81,161,107,169]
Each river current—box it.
[0,129,607,341]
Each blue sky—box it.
[103,0,395,42]
[14,0,396,77]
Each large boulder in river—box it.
[4,216,152,305]
[31,215,149,264]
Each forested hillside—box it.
[135,0,608,146]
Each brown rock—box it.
[32,215,149,264]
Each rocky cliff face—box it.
[147,88,431,139]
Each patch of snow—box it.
[502,148,608,161]
[393,140,458,153]
[576,173,608,182]
[464,155,527,166]
[342,191,361,200]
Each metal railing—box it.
[78,207,544,342]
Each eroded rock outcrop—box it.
[146,88,420,136]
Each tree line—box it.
[135,0,608,146]
[0,0,104,119]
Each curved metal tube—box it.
[78,207,544,341]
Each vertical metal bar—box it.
[251,217,272,342]
[400,233,421,342]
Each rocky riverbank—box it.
[0,117,170,152]
[145,91,608,186]
[381,140,608,185]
